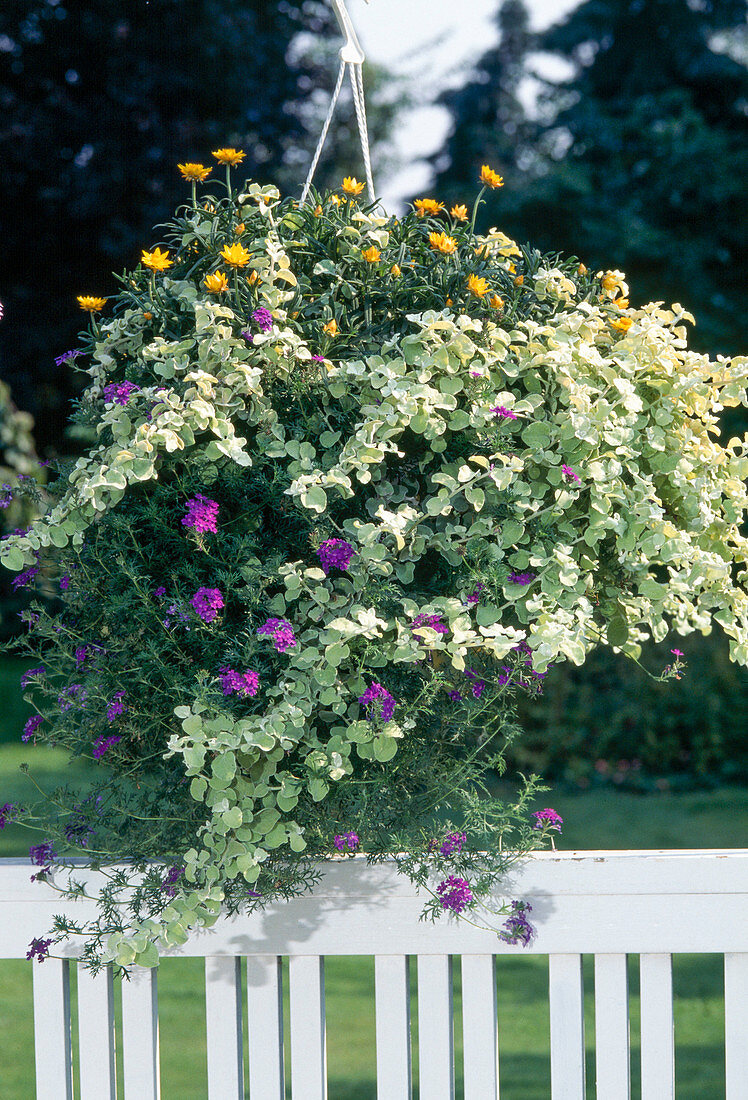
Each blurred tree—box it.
[0,0,397,453]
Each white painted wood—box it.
[33,957,73,1100]
[594,954,630,1100]
[724,953,748,1099]
[121,965,160,1099]
[461,954,499,1100]
[639,953,674,1099]
[205,955,243,1099]
[247,955,285,1100]
[374,955,411,1100]
[289,955,327,1100]
[417,954,454,1099]
[549,953,586,1098]
[77,963,116,1100]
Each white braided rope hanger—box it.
[300,0,376,206]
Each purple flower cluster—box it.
[440,831,466,857]
[508,571,535,586]
[358,682,396,723]
[182,494,219,535]
[490,405,518,420]
[54,349,84,367]
[532,808,563,831]
[447,689,462,702]
[191,587,224,623]
[562,464,581,484]
[11,556,40,591]
[0,802,18,830]
[75,646,89,667]
[103,380,139,406]
[0,483,13,509]
[58,683,86,712]
[161,865,183,897]
[23,715,43,741]
[257,617,297,652]
[20,666,45,689]
[106,691,126,723]
[30,841,55,867]
[317,538,356,574]
[26,937,53,963]
[464,668,486,699]
[64,811,94,847]
[499,901,534,947]
[154,586,167,600]
[241,329,254,344]
[60,573,70,591]
[436,876,473,914]
[219,666,260,697]
[411,613,449,636]
[252,307,273,333]
[93,734,121,760]
[333,832,360,852]
[465,582,486,607]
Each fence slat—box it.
[33,957,73,1100]
[594,954,630,1100]
[417,954,454,1100]
[121,966,160,1099]
[639,953,674,1099]
[375,955,411,1100]
[247,955,285,1100]
[461,954,499,1100]
[549,953,586,1099]
[724,953,748,1099]
[289,955,327,1100]
[77,963,116,1100]
[205,956,243,1099]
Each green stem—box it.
[469,186,487,239]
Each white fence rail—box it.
[1,849,747,1099]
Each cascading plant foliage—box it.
[2,160,747,971]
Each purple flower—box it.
[106,691,126,723]
[161,865,183,897]
[64,811,94,847]
[411,613,449,636]
[508,571,535,586]
[182,494,219,536]
[58,683,86,712]
[30,841,56,867]
[440,831,466,857]
[0,802,18,830]
[532,808,563,831]
[447,689,462,702]
[671,648,684,658]
[0,483,13,509]
[311,354,325,362]
[562,464,581,484]
[218,666,260,697]
[490,405,518,420]
[465,582,486,607]
[54,349,83,367]
[23,715,43,741]
[26,937,54,963]
[436,876,473,914]
[464,668,486,699]
[333,832,360,852]
[154,586,167,600]
[257,617,297,653]
[358,682,396,723]
[103,380,139,406]
[59,574,70,591]
[74,646,88,667]
[252,307,273,333]
[191,587,225,624]
[241,329,254,344]
[499,901,534,947]
[93,734,121,759]
[20,666,45,689]
[11,559,40,591]
[317,538,356,574]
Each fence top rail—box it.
[1,849,747,960]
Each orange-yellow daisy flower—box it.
[211,148,246,166]
[488,294,504,310]
[609,316,633,333]
[479,164,504,189]
[390,264,402,278]
[204,271,229,294]
[178,162,211,182]
[450,204,468,221]
[77,295,107,313]
[429,232,458,255]
[362,246,381,263]
[577,263,588,276]
[414,198,445,217]
[314,205,323,217]
[467,274,489,297]
[342,176,365,196]
[329,194,344,207]
[220,242,251,268]
[514,274,524,286]
[141,247,173,272]
[235,222,245,235]
[323,319,338,336]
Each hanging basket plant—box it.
[3,155,747,971]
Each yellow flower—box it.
[342,176,365,195]
[178,162,211,182]
[204,271,229,294]
[610,316,633,333]
[323,319,338,336]
[450,204,468,221]
[446,297,453,306]
[77,295,107,313]
[329,194,344,207]
[414,198,445,217]
[613,296,630,310]
[390,264,401,278]
[508,263,516,274]
[514,274,524,286]
[428,232,458,255]
[577,263,588,276]
[479,164,504,189]
[142,311,153,321]
[220,242,251,268]
[235,223,245,235]
[467,274,489,297]
[141,246,173,272]
[600,270,626,295]
[247,270,259,286]
[488,294,504,310]
[211,148,246,166]
[314,205,323,217]
[362,246,381,263]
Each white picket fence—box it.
[1,849,747,1099]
